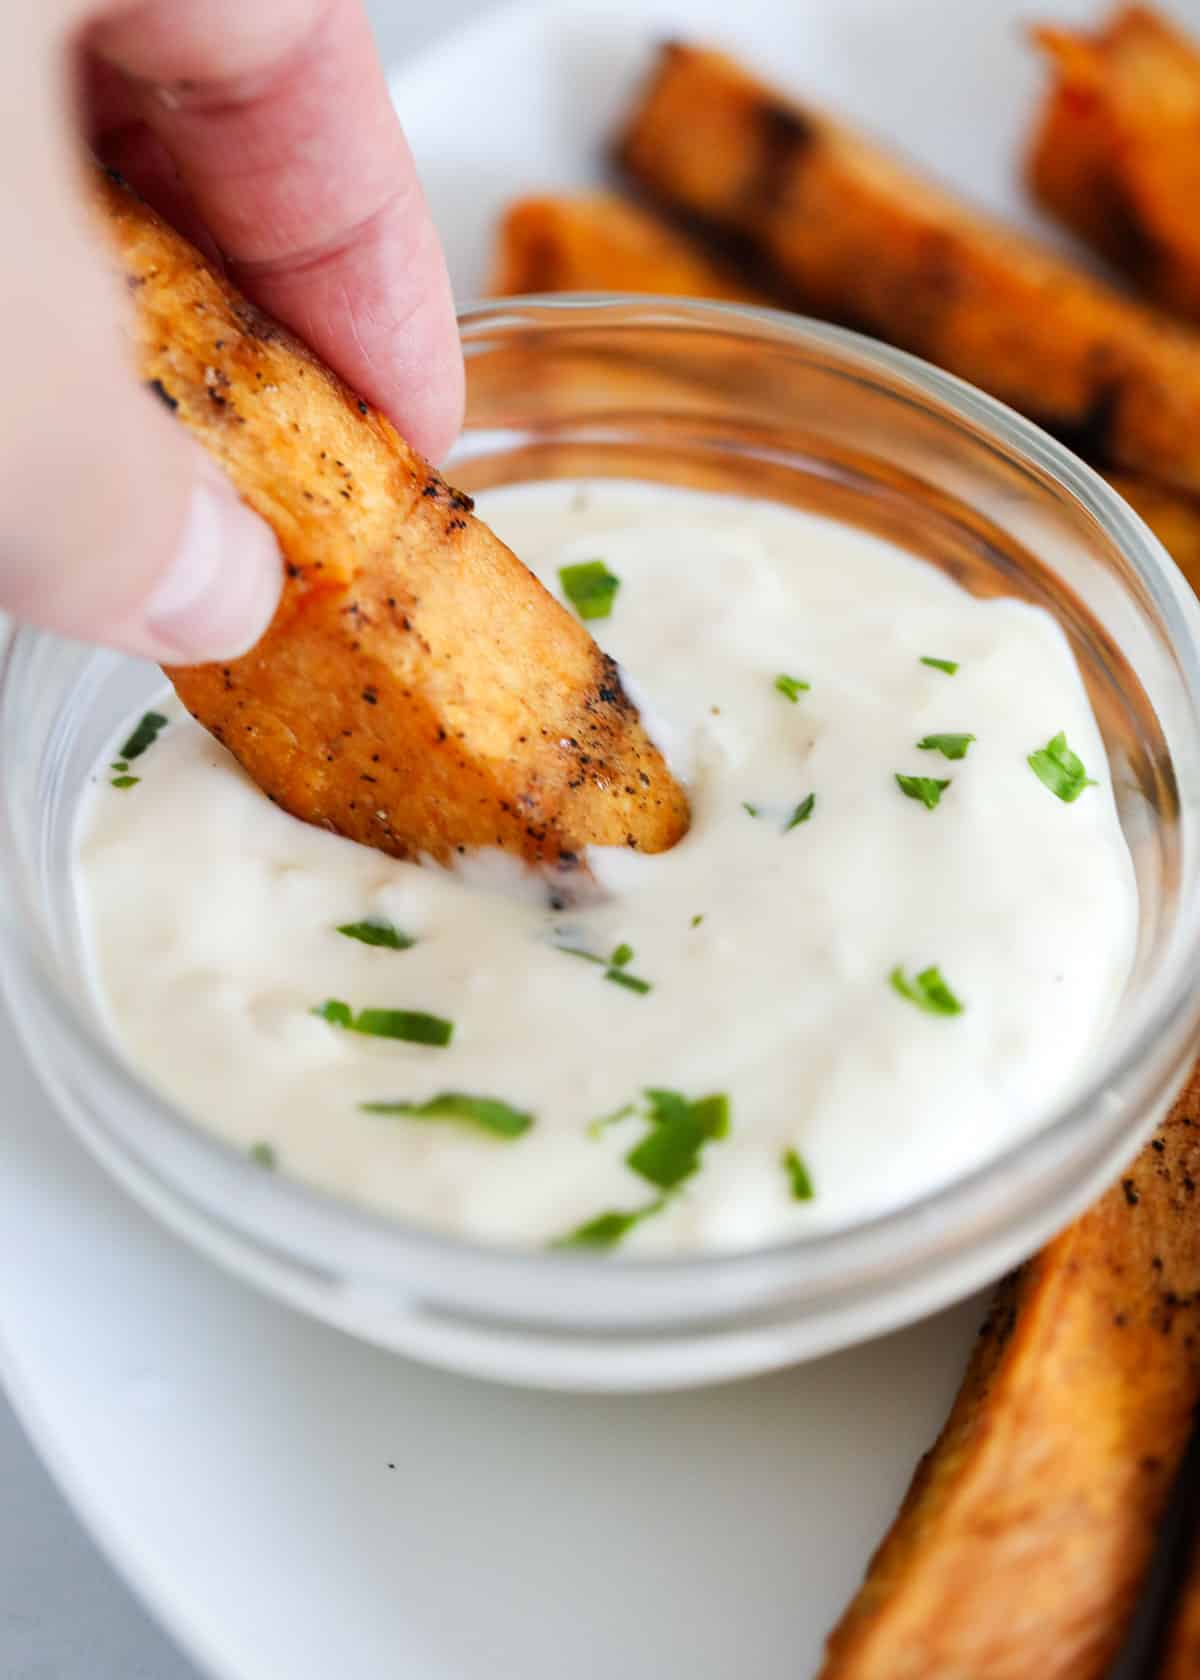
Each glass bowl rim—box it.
[7,290,1200,1300]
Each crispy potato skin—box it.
[93,170,688,868]
[615,43,1200,496]
[819,1072,1200,1680]
[1028,7,1200,324]
[490,193,770,303]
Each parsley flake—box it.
[920,657,958,675]
[917,733,975,760]
[560,941,652,995]
[626,1088,730,1191]
[895,773,951,810]
[110,774,140,789]
[553,1199,666,1250]
[890,965,964,1016]
[774,673,811,704]
[119,709,168,760]
[312,999,453,1045]
[361,1092,532,1137]
[249,1142,277,1169]
[559,559,620,621]
[587,1102,636,1138]
[742,801,760,818]
[336,918,415,950]
[783,1148,815,1201]
[785,792,816,831]
[690,913,705,928]
[1027,732,1097,803]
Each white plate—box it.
[2,1,1187,1674]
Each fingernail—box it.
[143,466,282,662]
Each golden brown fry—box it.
[615,42,1200,497]
[1104,471,1200,595]
[818,1073,1200,1680]
[1028,7,1200,323]
[93,170,688,869]
[490,193,768,303]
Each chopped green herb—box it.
[552,1199,666,1250]
[742,801,760,818]
[626,1088,730,1191]
[312,999,453,1045]
[890,965,964,1016]
[560,941,652,995]
[336,918,416,951]
[920,656,958,675]
[249,1142,277,1169]
[110,760,128,772]
[559,559,620,620]
[361,1092,532,1138]
[119,709,169,760]
[785,792,816,831]
[895,773,951,811]
[1027,731,1097,803]
[917,733,975,761]
[587,1102,636,1138]
[690,913,704,928]
[110,774,140,789]
[783,1148,815,1202]
[774,673,811,704]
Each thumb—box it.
[0,146,280,662]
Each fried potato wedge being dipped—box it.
[1028,6,1200,325]
[615,43,1200,498]
[820,1071,1200,1680]
[92,170,689,871]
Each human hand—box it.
[3,0,462,661]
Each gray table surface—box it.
[0,4,484,1675]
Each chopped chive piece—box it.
[312,998,453,1045]
[784,792,816,831]
[361,1092,532,1137]
[742,801,760,818]
[249,1141,277,1169]
[917,733,975,760]
[559,941,652,994]
[553,1199,666,1250]
[1027,732,1097,803]
[110,774,140,789]
[626,1088,730,1191]
[588,1102,636,1138]
[895,773,951,811]
[783,1148,815,1202]
[336,917,416,950]
[690,913,704,928]
[119,709,168,760]
[110,760,128,772]
[774,673,811,704]
[890,965,964,1016]
[559,559,620,621]
[920,656,958,675]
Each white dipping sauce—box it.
[76,481,1137,1253]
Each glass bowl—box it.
[4,295,1200,1394]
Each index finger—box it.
[86,0,463,460]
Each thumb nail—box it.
[142,462,282,663]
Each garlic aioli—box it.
[75,481,1137,1253]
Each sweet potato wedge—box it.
[615,43,1200,496]
[819,1069,1200,1680]
[92,169,688,869]
[1028,7,1200,323]
[490,193,769,303]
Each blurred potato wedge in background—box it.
[95,170,689,871]
[1028,6,1200,324]
[615,42,1200,498]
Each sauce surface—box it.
[75,481,1138,1252]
